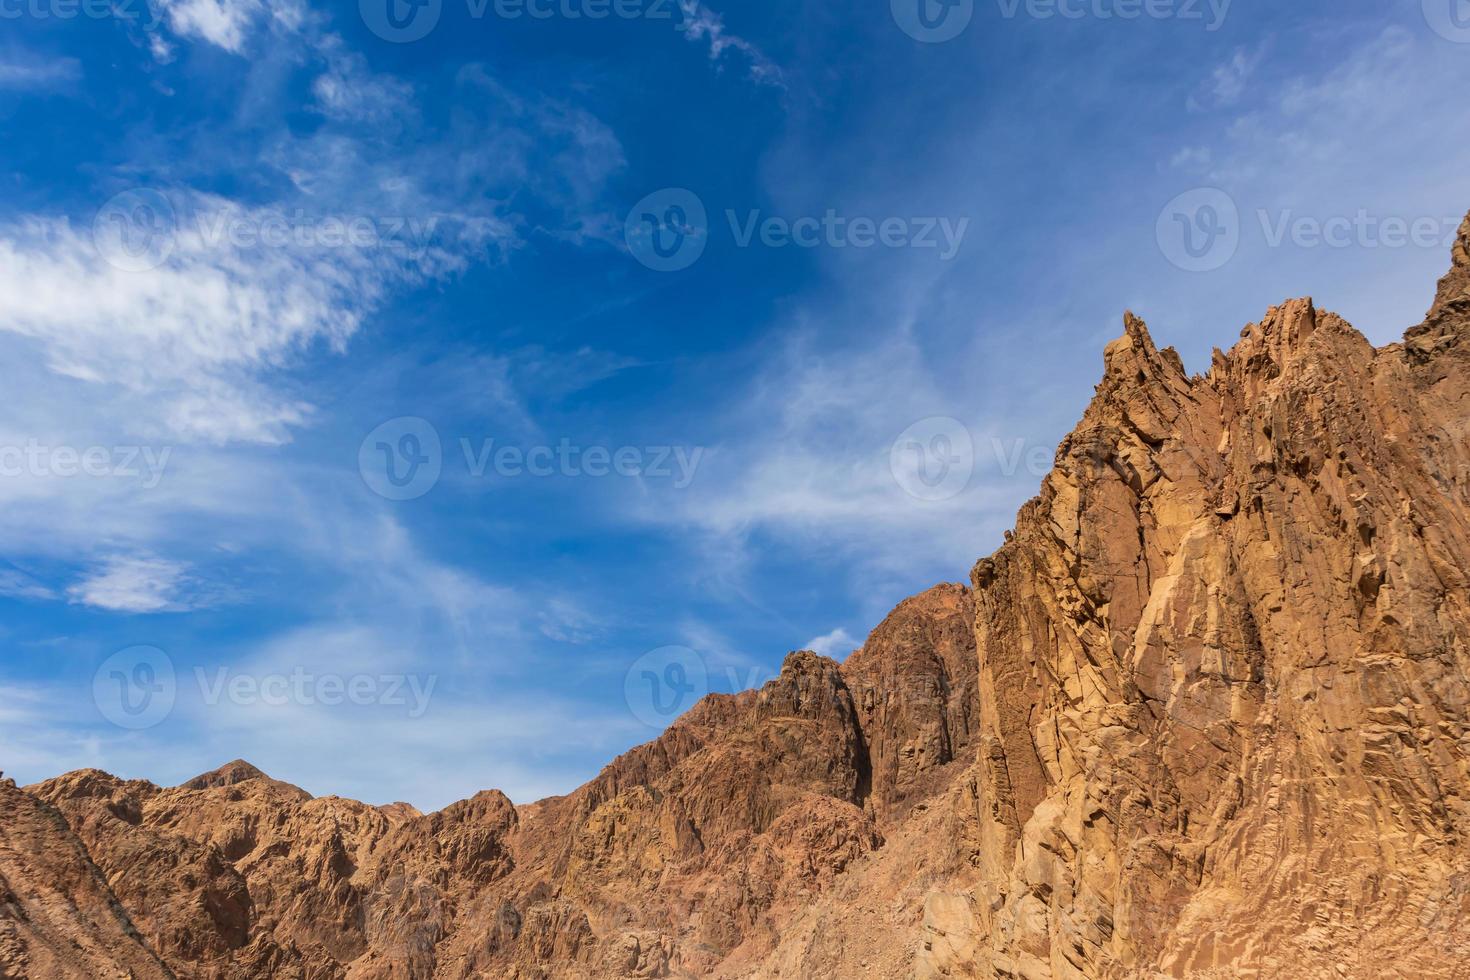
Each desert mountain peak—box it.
[179,759,271,791]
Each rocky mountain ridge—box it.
[3,213,1469,978]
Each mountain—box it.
[4,213,1469,979]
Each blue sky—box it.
[1,0,1468,808]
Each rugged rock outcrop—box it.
[3,214,1469,978]
[950,214,1470,980]
[0,774,171,980]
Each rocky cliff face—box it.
[3,215,1469,979]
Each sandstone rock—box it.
[0,775,171,980]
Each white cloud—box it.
[0,192,493,445]
[310,35,416,124]
[148,33,176,63]
[0,54,81,90]
[676,1,784,87]
[804,627,857,659]
[157,0,265,53]
[0,61,624,625]
[1187,43,1267,112]
[152,0,309,54]
[625,324,1018,577]
[0,565,58,602]
[538,598,602,645]
[1169,145,1214,172]
[68,556,194,613]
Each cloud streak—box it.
[0,194,491,445]
[68,556,196,613]
[677,1,785,87]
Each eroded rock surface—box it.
[3,215,1469,978]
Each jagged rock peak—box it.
[377,800,424,824]
[1420,207,1470,330]
[179,759,270,791]
[1103,311,1188,388]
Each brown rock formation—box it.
[3,214,1469,978]
[0,775,171,980]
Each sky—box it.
[0,0,1468,810]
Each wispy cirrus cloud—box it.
[310,35,416,124]
[0,565,58,602]
[677,0,785,87]
[0,194,492,445]
[67,556,196,613]
[0,53,82,90]
[1187,42,1268,111]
